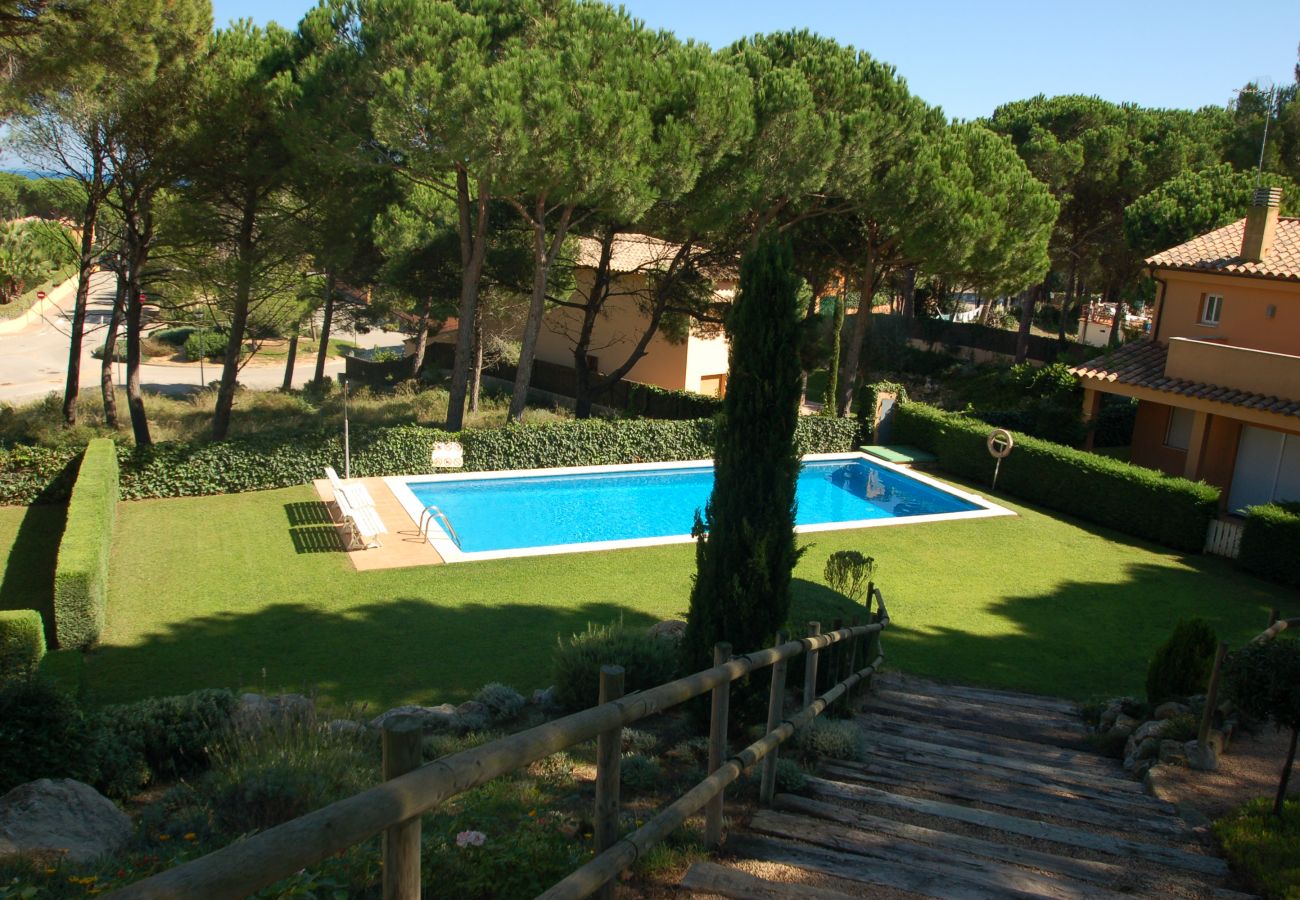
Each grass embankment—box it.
[0,384,571,447]
[0,264,76,321]
[0,474,1279,712]
[1216,797,1300,898]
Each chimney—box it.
[1241,186,1283,263]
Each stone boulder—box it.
[370,704,459,733]
[233,692,316,735]
[1132,719,1170,743]
[0,780,132,863]
[1185,739,1219,772]
[324,719,366,737]
[1158,739,1188,766]
[1153,701,1191,720]
[648,620,687,642]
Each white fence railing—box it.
[1204,518,1243,559]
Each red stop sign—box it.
[35,291,45,300]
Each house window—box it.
[1165,407,1194,451]
[1200,294,1222,326]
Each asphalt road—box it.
[0,271,407,405]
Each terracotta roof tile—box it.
[1069,341,1300,420]
[574,233,688,274]
[1147,218,1300,281]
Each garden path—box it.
[683,673,1250,899]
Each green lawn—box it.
[3,478,1295,713]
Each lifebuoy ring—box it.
[987,429,1014,459]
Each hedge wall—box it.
[53,438,118,648]
[0,609,44,684]
[0,416,863,506]
[1238,503,1300,588]
[892,402,1219,552]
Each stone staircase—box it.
[682,673,1249,899]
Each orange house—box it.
[1070,187,1300,512]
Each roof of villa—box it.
[1146,217,1300,282]
[573,233,737,282]
[1070,340,1300,418]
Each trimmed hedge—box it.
[1238,503,1300,588]
[0,610,44,684]
[0,416,863,506]
[52,438,118,648]
[892,402,1219,552]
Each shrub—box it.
[1224,638,1300,815]
[1145,618,1218,705]
[98,688,238,782]
[200,724,373,835]
[620,753,661,793]
[474,683,525,723]
[0,678,99,793]
[151,325,198,347]
[183,330,228,361]
[892,402,1219,551]
[621,728,658,754]
[551,621,681,711]
[857,381,908,442]
[0,610,44,684]
[52,437,118,648]
[1239,503,1300,589]
[774,757,809,792]
[823,550,876,602]
[794,719,866,761]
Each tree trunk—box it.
[901,267,917,320]
[446,171,490,431]
[1274,726,1297,816]
[508,201,573,423]
[100,267,125,429]
[1014,284,1039,364]
[469,310,483,414]
[1059,264,1078,343]
[572,229,616,420]
[836,251,876,416]
[212,198,257,441]
[62,156,102,426]
[1108,286,1125,348]
[313,271,335,385]
[410,302,431,378]
[124,266,150,446]
[281,328,298,391]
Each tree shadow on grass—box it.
[79,598,668,713]
[881,561,1287,702]
[0,503,66,646]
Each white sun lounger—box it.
[325,466,376,510]
[335,490,386,550]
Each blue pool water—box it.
[406,458,981,554]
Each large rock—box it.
[1132,719,1170,743]
[370,704,459,733]
[1158,739,1188,765]
[0,779,131,863]
[1113,713,1142,733]
[233,692,316,735]
[648,620,687,642]
[1185,739,1219,772]
[1154,701,1191,720]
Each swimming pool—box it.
[385,453,1013,563]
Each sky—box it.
[210,0,1300,121]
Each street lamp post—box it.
[342,374,351,480]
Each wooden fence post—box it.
[845,616,860,708]
[382,716,424,900]
[827,618,843,695]
[1197,641,1230,753]
[594,665,625,900]
[760,631,789,806]
[704,642,732,848]
[1269,608,1280,627]
[803,622,821,709]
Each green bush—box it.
[0,610,44,684]
[151,325,198,347]
[551,621,681,711]
[823,550,875,602]
[794,718,866,761]
[1145,618,1218,705]
[892,402,1219,551]
[183,330,228,361]
[774,757,809,792]
[856,380,908,442]
[52,437,118,648]
[1239,503,1300,588]
[99,688,237,782]
[0,678,99,793]
[474,682,525,723]
[620,752,661,793]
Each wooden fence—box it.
[111,591,891,899]
[1197,608,1299,757]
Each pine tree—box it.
[683,234,804,673]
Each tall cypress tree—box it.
[683,234,804,673]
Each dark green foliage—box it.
[1146,618,1218,705]
[474,682,526,723]
[619,753,661,793]
[0,678,99,793]
[182,329,228,360]
[0,417,861,505]
[684,236,805,671]
[1239,503,1300,588]
[1214,797,1300,898]
[98,689,237,782]
[551,622,681,711]
[151,326,199,347]
[52,437,118,648]
[892,402,1219,551]
[1225,639,1300,734]
[1093,397,1138,448]
[823,551,875,603]
[856,380,908,443]
[0,609,44,684]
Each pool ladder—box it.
[418,504,463,550]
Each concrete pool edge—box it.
[383,452,1016,564]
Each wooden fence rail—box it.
[110,591,891,900]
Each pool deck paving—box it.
[311,477,444,570]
